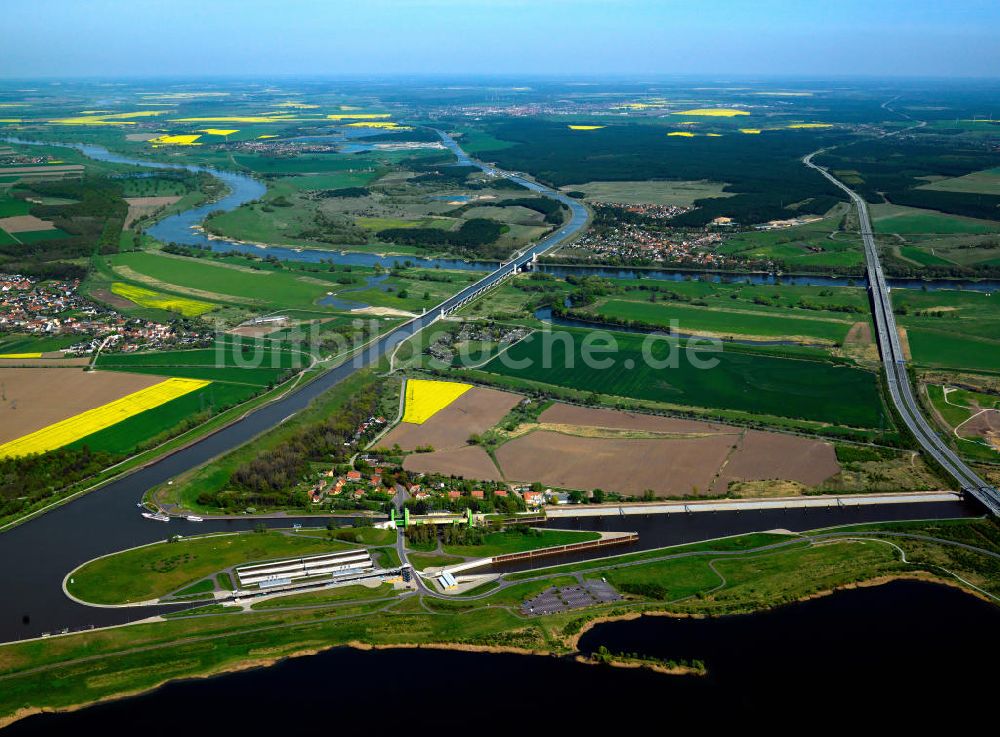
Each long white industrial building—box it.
[236,550,373,588]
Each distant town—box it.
[0,273,211,355]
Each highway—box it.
[804,151,1000,517]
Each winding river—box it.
[8,136,997,291]
[0,134,982,644]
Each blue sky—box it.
[2,0,999,78]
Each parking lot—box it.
[520,580,621,616]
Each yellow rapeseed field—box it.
[667,131,696,137]
[327,113,392,120]
[401,379,472,425]
[672,108,750,117]
[149,134,201,146]
[0,377,210,457]
[787,123,833,129]
[172,116,297,123]
[111,282,214,317]
[0,353,42,359]
[345,121,410,129]
[568,125,605,130]
[740,128,763,134]
[198,128,239,136]
[50,111,169,126]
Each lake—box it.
[6,579,994,733]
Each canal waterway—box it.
[0,136,983,646]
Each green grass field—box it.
[107,250,361,312]
[926,384,974,428]
[283,171,385,191]
[250,583,400,610]
[917,167,1000,196]
[233,154,382,176]
[871,203,1000,235]
[0,197,29,217]
[406,552,465,571]
[907,328,1000,373]
[96,343,307,370]
[66,531,357,605]
[0,334,81,353]
[441,529,600,558]
[12,228,70,243]
[897,246,953,266]
[593,298,854,343]
[481,327,886,427]
[66,381,259,454]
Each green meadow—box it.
[592,298,854,344]
[481,327,886,427]
[907,328,1000,373]
[871,203,1000,235]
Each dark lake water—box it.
[7,580,995,733]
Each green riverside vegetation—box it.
[2,517,997,725]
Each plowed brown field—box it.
[0,368,167,443]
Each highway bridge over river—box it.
[805,152,1000,517]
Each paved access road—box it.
[804,152,1000,517]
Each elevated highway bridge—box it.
[805,151,1000,517]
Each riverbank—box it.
[1,518,996,727]
[0,569,987,730]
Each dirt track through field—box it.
[0,368,168,443]
[712,430,841,491]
